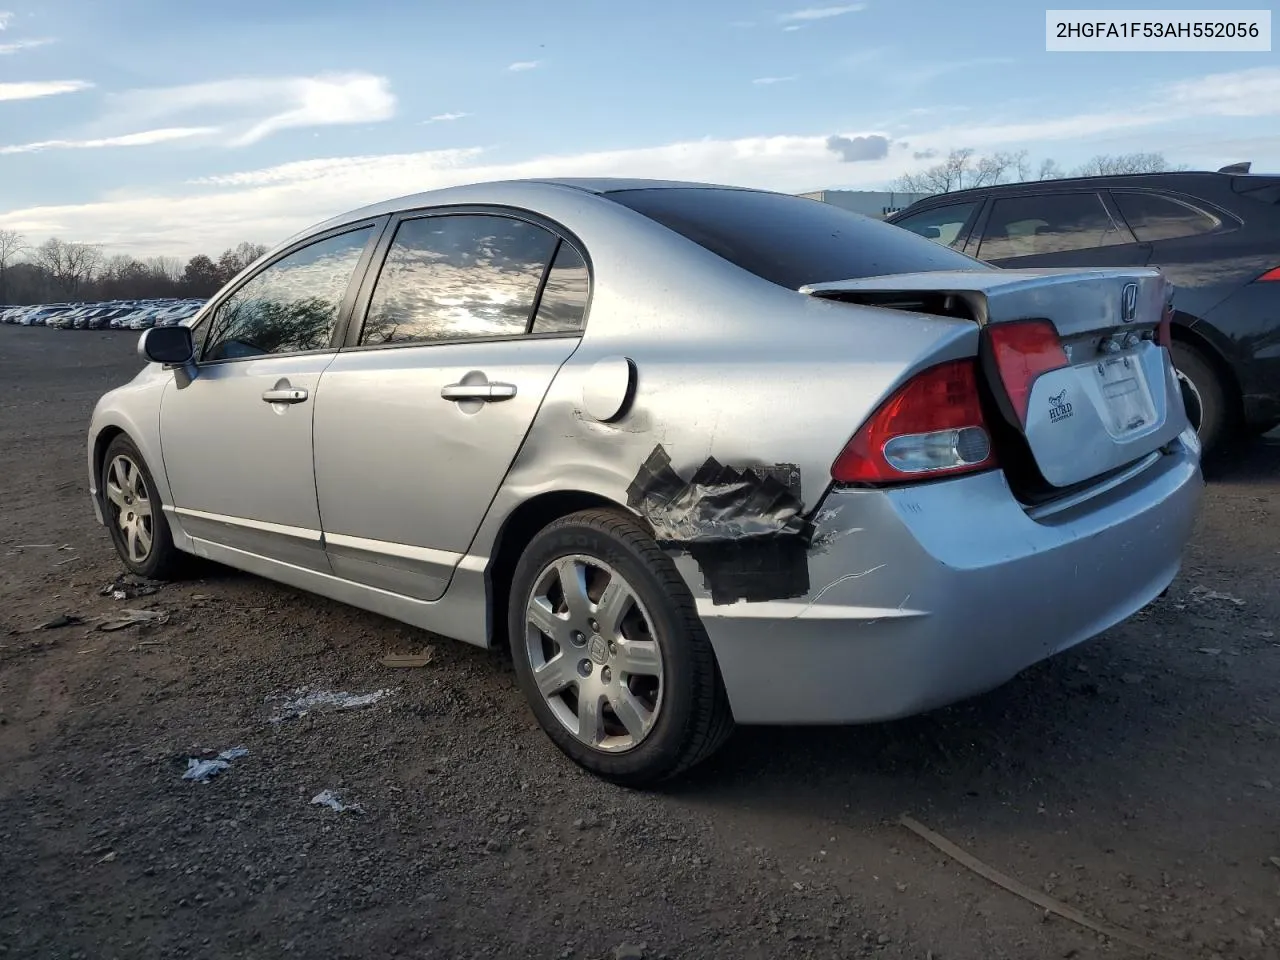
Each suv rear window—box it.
[604,187,990,290]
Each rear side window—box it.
[1112,192,1220,241]
[359,214,560,346]
[978,193,1125,261]
[605,187,989,290]
[891,201,980,249]
[531,242,590,334]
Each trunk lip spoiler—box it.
[799,266,1167,299]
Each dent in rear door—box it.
[311,211,588,601]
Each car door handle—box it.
[440,382,517,402]
[261,388,309,404]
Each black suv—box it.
[887,165,1280,455]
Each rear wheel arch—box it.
[1168,320,1242,453]
[486,490,643,649]
[1169,316,1241,407]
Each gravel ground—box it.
[2,323,1279,960]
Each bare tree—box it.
[35,237,103,299]
[972,150,1030,188]
[894,148,977,194]
[1037,158,1066,180]
[895,149,1186,195]
[0,229,27,304]
[1071,152,1187,177]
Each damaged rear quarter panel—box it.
[467,202,981,615]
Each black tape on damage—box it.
[626,444,812,606]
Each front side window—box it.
[892,202,980,249]
[977,193,1125,261]
[1112,192,1220,242]
[360,214,560,346]
[202,227,372,362]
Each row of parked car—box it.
[0,298,206,331]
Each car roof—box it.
[891,170,1252,212]
[296,177,773,244]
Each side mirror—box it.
[921,226,942,239]
[138,325,194,366]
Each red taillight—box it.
[1258,266,1280,282]
[1157,302,1173,348]
[831,359,997,484]
[987,320,1069,425]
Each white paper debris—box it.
[269,686,396,723]
[182,746,249,783]
[1187,586,1246,606]
[311,789,362,813]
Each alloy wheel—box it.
[523,554,665,753]
[105,454,154,563]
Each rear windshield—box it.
[605,187,992,290]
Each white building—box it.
[797,190,934,219]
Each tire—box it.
[1169,340,1234,458]
[100,434,189,580]
[507,508,735,787]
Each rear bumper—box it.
[693,437,1203,725]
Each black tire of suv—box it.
[507,508,735,787]
[101,434,191,581]
[1170,340,1233,459]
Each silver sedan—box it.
[86,179,1204,785]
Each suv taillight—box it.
[986,320,1069,426]
[831,359,997,484]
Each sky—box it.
[0,0,1277,258]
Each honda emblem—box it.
[1121,282,1138,322]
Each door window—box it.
[1112,192,1221,242]
[977,193,1125,261]
[202,227,372,362]
[359,214,561,346]
[891,202,980,248]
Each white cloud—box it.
[101,72,396,147]
[4,66,1278,257]
[1165,67,1280,118]
[752,76,795,85]
[507,60,542,72]
[0,127,216,155]
[0,135,910,255]
[0,11,11,30]
[424,111,470,123]
[779,4,866,22]
[783,24,804,31]
[0,37,51,54]
[0,79,91,101]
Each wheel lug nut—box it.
[577,659,592,678]
[571,631,585,646]
[601,667,611,684]
[589,619,599,632]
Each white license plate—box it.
[1092,354,1157,437]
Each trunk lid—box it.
[801,267,1189,491]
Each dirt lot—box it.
[2,324,1278,960]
